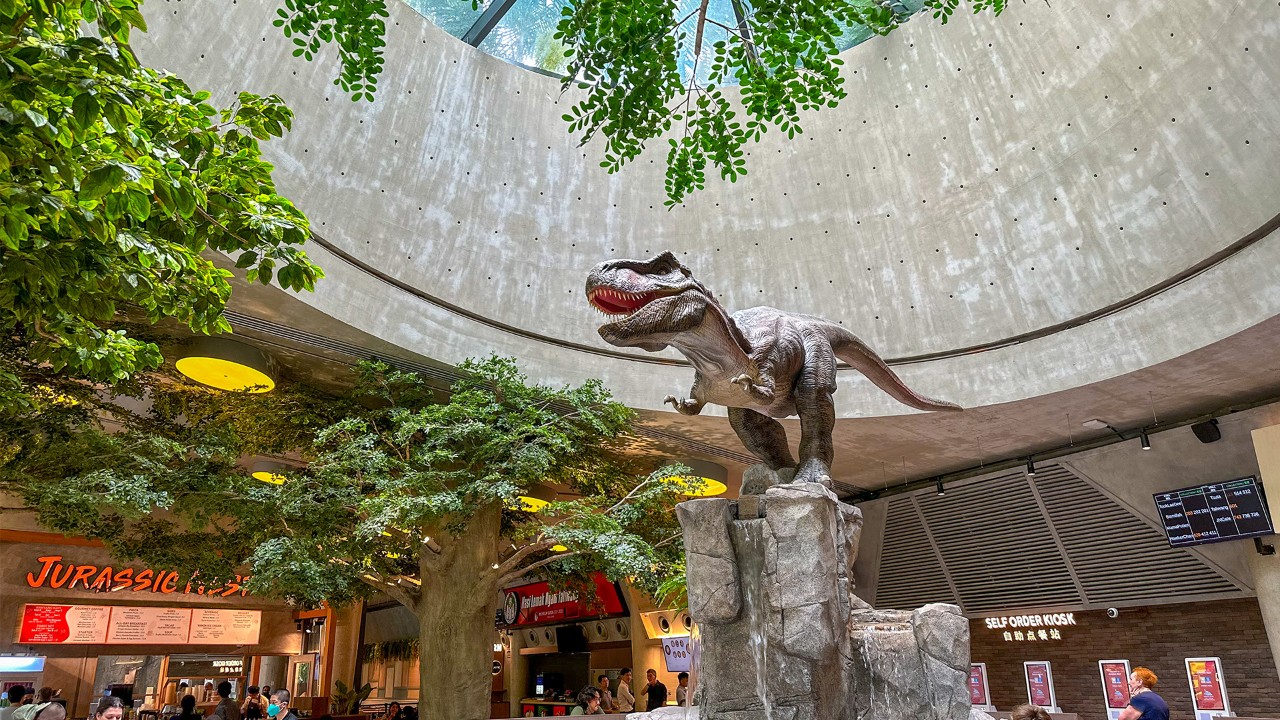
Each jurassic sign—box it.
[24,554,251,597]
[498,572,626,628]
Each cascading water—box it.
[734,520,773,720]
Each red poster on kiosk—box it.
[1099,660,1131,710]
[1186,658,1227,712]
[968,664,990,705]
[1024,661,1057,710]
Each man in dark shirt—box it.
[1119,667,1168,720]
[640,669,667,711]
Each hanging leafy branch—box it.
[272,0,1010,205]
[0,0,324,409]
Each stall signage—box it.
[662,637,691,673]
[24,555,250,597]
[498,572,625,627]
[17,604,261,645]
[1098,659,1131,717]
[984,612,1076,629]
[1185,657,1230,719]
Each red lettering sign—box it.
[25,556,250,597]
[498,572,626,627]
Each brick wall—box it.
[969,599,1279,720]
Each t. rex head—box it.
[585,252,715,351]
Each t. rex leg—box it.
[794,333,837,486]
[729,407,796,470]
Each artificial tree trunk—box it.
[413,504,502,720]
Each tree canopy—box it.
[279,0,1011,205]
[0,0,323,411]
[1,352,692,718]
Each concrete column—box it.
[1249,424,1280,683]
[508,629,528,718]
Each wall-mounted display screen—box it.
[1153,475,1274,547]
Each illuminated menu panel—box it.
[18,604,260,645]
[1154,476,1274,547]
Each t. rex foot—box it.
[729,374,775,402]
[664,395,704,416]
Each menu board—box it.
[1186,657,1230,715]
[18,604,260,645]
[19,604,111,644]
[1098,660,1131,711]
[106,606,192,643]
[1024,661,1057,710]
[1154,475,1274,547]
[662,636,691,673]
[189,609,261,645]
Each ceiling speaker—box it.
[1192,419,1221,444]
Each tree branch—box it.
[498,551,582,588]
[358,572,419,610]
[495,538,557,577]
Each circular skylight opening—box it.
[403,0,926,83]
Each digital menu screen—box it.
[1154,475,1274,547]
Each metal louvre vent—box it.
[1034,466,1239,603]
[874,498,958,609]
[916,471,1080,614]
[873,464,1241,613]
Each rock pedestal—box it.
[676,469,983,720]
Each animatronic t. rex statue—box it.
[586,252,961,486]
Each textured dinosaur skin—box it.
[586,252,961,486]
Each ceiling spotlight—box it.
[1140,430,1151,451]
[551,544,568,552]
[675,459,729,497]
[250,460,290,485]
[175,338,276,393]
[935,478,946,497]
[1026,457,1037,477]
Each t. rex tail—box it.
[828,329,962,412]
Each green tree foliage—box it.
[0,0,323,408]
[1,354,692,719]
[272,0,1008,205]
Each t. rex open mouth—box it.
[587,287,661,316]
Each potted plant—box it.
[330,680,374,720]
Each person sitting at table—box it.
[383,702,402,720]
[569,687,603,716]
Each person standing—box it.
[614,669,634,713]
[267,689,297,720]
[675,673,690,706]
[211,682,239,720]
[175,695,202,720]
[1119,667,1169,720]
[1,687,27,720]
[240,687,264,720]
[1010,706,1050,720]
[595,676,613,713]
[94,697,125,720]
[640,669,667,711]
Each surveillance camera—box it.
[1106,608,1120,619]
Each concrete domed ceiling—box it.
[137,0,1280,420]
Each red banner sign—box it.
[499,572,625,627]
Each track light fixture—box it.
[1140,430,1151,451]
[1026,457,1037,477]
[935,478,945,497]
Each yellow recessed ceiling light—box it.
[551,544,568,552]
[252,471,287,485]
[511,496,550,512]
[175,338,276,393]
[675,459,729,497]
